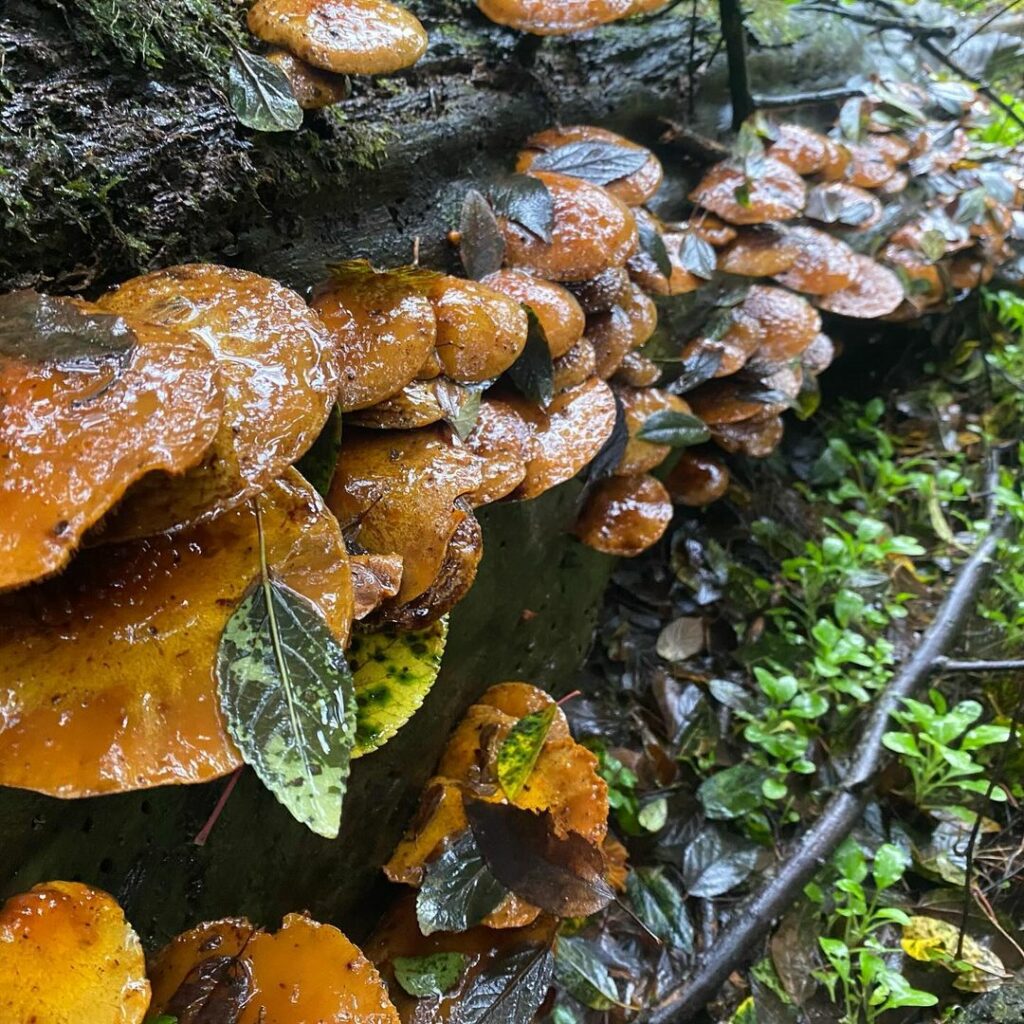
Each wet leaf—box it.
[164,954,254,1024]
[656,617,704,662]
[295,404,342,497]
[699,764,767,819]
[678,232,717,280]
[216,530,356,838]
[770,904,820,1006]
[626,867,693,951]
[497,705,557,800]
[0,290,136,367]
[465,801,615,917]
[454,944,555,1024]
[901,916,1010,993]
[461,190,506,280]
[326,258,442,292]
[417,829,508,936]
[638,796,668,832]
[530,141,648,185]
[681,826,758,897]
[637,411,710,447]
[435,380,484,440]
[805,189,875,227]
[581,391,628,491]
[491,175,554,243]
[638,220,672,278]
[507,309,554,407]
[838,96,866,142]
[555,935,619,1010]
[228,49,303,133]
[394,952,470,998]
[666,345,724,395]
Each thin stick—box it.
[717,0,753,129]
[948,0,1022,54]
[938,657,1024,672]
[751,86,866,108]
[194,766,245,846]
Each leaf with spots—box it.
[394,952,470,998]
[350,616,449,757]
[496,705,557,800]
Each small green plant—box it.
[882,690,1010,810]
[586,741,666,835]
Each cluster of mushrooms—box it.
[2,682,611,1023]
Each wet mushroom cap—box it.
[615,385,692,476]
[570,266,633,313]
[664,449,730,506]
[463,398,536,505]
[682,303,765,378]
[820,139,852,181]
[844,142,895,189]
[711,413,785,458]
[740,284,821,362]
[627,227,701,295]
[265,48,349,108]
[586,285,657,379]
[502,171,638,282]
[880,244,944,307]
[575,473,673,557]
[346,379,446,429]
[689,158,806,225]
[326,425,482,603]
[476,0,635,35]
[801,332,836,375]
[247,0,428,75]
[310,262,437,412]
[690,215,738,247]
[517,125,663,205]
[686,377,788,424]
[149,914,399,1024]
[816,254,905,318]
[866,132,911,165]
[614,350,661,387]
[767,124,832,174]
[717,225,800,277]
[96,263,339,540]
[0,881,149,1024]
[428,276,529,382]
[0,300,222,592]
[0,470,353,798]
[481,269,584,358]
[772,225,859,295]
[552,337,598,392]
[351,552,404,620]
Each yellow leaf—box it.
[901,916,1010,993]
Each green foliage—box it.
[586,742,666,836]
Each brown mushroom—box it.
[879,168,909,195]
[804,181,883,229]
[867,132,911,165]
[517,125,663,205]
[816,254,904,318]
[575,473,673,556]
[415,348,445,380]
[691,214,738,246]
[767,123,833,174]
[476,0,634,34]
[664,449,730,506]
[626,222,702,296]
[880,244,944,309]
[568,266,633,313]
[481,269,584,358]
[844,142,895,189]
[614,350,661,387]
[265,48,349,108]
[711,413,785,457]
[801,332,836,375]
[95,264,339,540]
[819,138,852,181]
[682,302,765,377]
[741,284,821,362]
[587,284,657,378]
[772,225,859,295]
[248,0,428,75]
[948,253,994,291]
[463,398,536,505]
[310,260,437,412]
[689,158,806,225]
[616,385,693,475]
[351,553,404,620]
[552,337,598,392]
[687,377,788,424]
[502,171,638,281]
[717,225,800,276]
[346,379,446,429]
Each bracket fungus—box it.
[772,225,860,295]
[817,253,905,319]
[265,48,350,108]
[665,449,731,507]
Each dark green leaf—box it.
[681,826,759,897]
[394,952,470,998]
[216,563,356,838]
[435,380,483,441]
[530,141,648,185]
[698,764,767,819]
[490,175,554,243]
[666,344,723,395]
[416,829,508,936]
[465,801,615,917]
[460,190,506,280]
[636,410,710,447]
[734,182,752,208]
[228,49,303,133]
[149,1017,179,1024]
[453,944,555,1024]
[295,404,342,497]
[507,308,553,407]
[627,867,694,950]
[0,290,136,367]
[839,96,866,142]
[554,935,619,1010]
[497,705,557,799]
[164,954,253,1024]
[582,391,627,486]
[678,232,717,280]
[638,220,672,278]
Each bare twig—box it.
[639,515,1010,1024]
[717,0,753,129]
[938,657,1024,672]
[948,0,1023,54]
[751,86,866,109]
[194,766,245,846]
[658,120,730,163]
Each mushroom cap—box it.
[948,253,994,291]
[804,181,883,229]
[96,263,339,540]
[880,244,944,307]
[820,139,852,181]
[586,284,657,378]
[683,303,765,377]
[878,168,909,196]
[815,254,904,318]
[505,377,618,499]
[664,449,730,506]
[463,398,536,505]
[568,266,632,313]
[502,171,638,282]
[767,123,832,175]
[326,425,483,603]
[265,48,349,108]
[0,300,222,591]
[517,125,663,205]
[717,225,800,276]
[428,275,529,382]
[575,473,673,557]
[772,225,859,295]
[687,377,788,425]
[690,215,738,247]
[476,0,635,34]
[615,385,692,475]
[415,348,445,380]
[0,881,149,1024]
[350,552,404,620]
[712,413,785,458]
[844,142,895,189]
[346,379,446,429]
[247,0,427,75]
[627,226,702,295]
[801,332,836,375]
[614,350,661,387]
[741,284,821,362]
[311,261,437,412]
[866,131,911,165]
[149,914,399,1024]
[552,337,598,392]
[482,269,584,358]
[689,158,806,225]
[0,470,353,798]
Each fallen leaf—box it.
[656,617,705,662]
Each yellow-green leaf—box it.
[496,705,557,800]
[900,916,1010,993]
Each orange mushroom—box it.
[817,254,905,318]
[844,142,895,189]
[615,385,693,475]
[476,0,634,35]
[681,303,765,377]
[347,379,446,429]
[801,332,836,375]
[575,473,673,556]
[265,48,349,108]
[772,225,859,295]
[481,269,584,358]
[687,377,788,425]
[0,881,150,1024]
[689,158,806,224]
[614,350,661,387]
[586,283,657,378]
[690,214,738,247]
[149,913,399,1024]
[248,0,428,75]
[569,265,632,313]
[464,398,536,505]
[96,263,338,540]
[717,225,800,277]
[767,123,833,174]
[0,295,222,591]
[351,552,404,620]
[711,412,785,458]
[0,470,353,797]
[664,449,730,506]
[740,284,821,362]
[552,337,598,392]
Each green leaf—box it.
[456,944,555,1024]
[882,731,922,758]
[638,796,668,832]
[0,290,137,367]
[460,189,506,280]
[838,96,866,142]
[497,705,557,800]
[682,826,759,897]
[507,308,554,407]
[148,1017,178,1024]
[416,829,507,935]
[227,49,303,133]
[678,231,717,280]
[698,764,767,819]
[216,519,356,838]
[636,410,710,447]
[638,219,672,278]
[530,141,648,185]
[350,617,449,757]
[435,379,484,440]
[627,867,694,950]
[295,404,342,497]
[554,935,619,1010]
[872,843,909,890]
[393,952,470,998]
[490,175,554,243]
